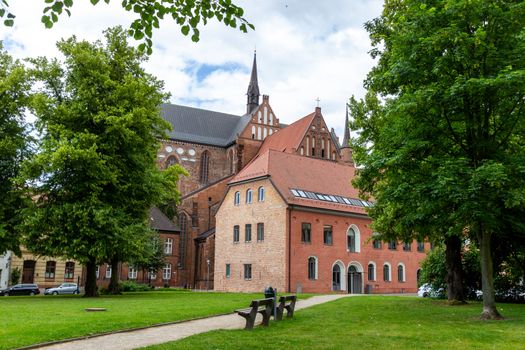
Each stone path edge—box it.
[13,311,233,350]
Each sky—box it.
[1,0,384,139]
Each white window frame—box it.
[234,191,240,206]
[397,263,406,282]
[308,256,318,280]
[163,263,172,280]
[128,265,137,279]
[383,262,391,282]
[164,237,173,254]
[105,264,112,278]
[258,187,265,202]
[246,189,253,204]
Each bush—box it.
[120,280,154,292]
[10,267,21,285]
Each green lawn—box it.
[144,296,525,350]
[0,290,269,349]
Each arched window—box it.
[308,256,318,280]
[306,137,310,156]
[383,263,391,282]
[165,155,178,169]
[347,226,361,252]
[234,191,240,206]
[321,138,325,158]
[246,189,253,204]
[199,151,209,184]
[251,125,256,139]
[257,126,262,140]
[398,264,405,282]
[258,187,265,202]
[368,263,375,281]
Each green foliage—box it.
[146,297,525,350]
[20,27,186,296]
[350,0,525,317]
[119,280,154,292]
[1,0,254,54]
[0,43,31,256]
[0,291,266,349]
[9,267,20,285]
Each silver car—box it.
[44,283,79,295]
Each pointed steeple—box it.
[341,104,350,148]
[246,51,260,114]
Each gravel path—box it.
[31,294,354,350]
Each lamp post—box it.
[206,258,210,290]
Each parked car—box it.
[418,283,445,298]
[0,284,40,296]
[44,283,79,295]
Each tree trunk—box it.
[107,259,121,295]
[445,235,465,303]
[478,226,503,319]
[83,259,99,297]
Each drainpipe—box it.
[287,207,292,293]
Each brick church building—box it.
[156,53,428,293]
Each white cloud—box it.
[1,0,384,138]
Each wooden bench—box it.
[275,295,297,321]
[235,298,273,330]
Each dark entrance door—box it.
[332,264,341,291]
[348,265,362,294]
[22,260,36,283]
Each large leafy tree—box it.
[21,26,185,297]
[0,44,31,256]
[1,0,253,53]
[351,0,525,319]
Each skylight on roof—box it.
[289,188,374,208]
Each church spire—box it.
[341,104,350,148]
[246,51,260,114]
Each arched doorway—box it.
[348,265,362,294]
[332,265,341,291]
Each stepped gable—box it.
[230,149,366,215]
[256,112,315,155]
[160,103,250,147]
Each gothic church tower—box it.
[246,51,260,114]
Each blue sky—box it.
[1,0,384,139]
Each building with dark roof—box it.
[155,53,426,292]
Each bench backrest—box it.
[279,295,297,303]
[250,298,274,308]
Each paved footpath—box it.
[32,294,355,350]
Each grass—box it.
[143,296,525,350]
[0,290,297,349]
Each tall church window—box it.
[178,213,188,268]
[311,137,316,156]
[257,126,262,140]
[306,137,310,156]
[199,151,209,184]
[321,139,325,158]
[165,156,178,169]
[327,139,331,158]
[263,127,267,139]
[300,147,304,155]
[308,257,318,280]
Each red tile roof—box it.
[256,112,315,155]
[230,150,367,215]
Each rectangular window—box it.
[163,264,172,280]
[233,225,240,243]
[257,223,264,241]
[128,265,137,279]
[64,262,75,279]
[244,264,252,280]
[95,266,100,279]
[373,239,382,249]
[45,261,56,279]
[105,264,112,278]
[245,224,252,242]
[323,225,333,245]
[417,241,425,252]
[388,241,397,250]
[226,264,231,278]
[403,242,411,251]
[301,223,311,243]
[164,237,173,254]
[308,257,317,280]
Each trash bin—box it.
[264,286,277,316]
